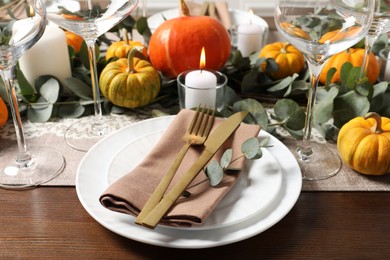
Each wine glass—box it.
[360,0,390,79]
[45,0,139,152]
[0,0,65,189]
[274,0,374,180]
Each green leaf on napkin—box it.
[241,137,263,160]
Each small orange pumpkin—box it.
[337,112,390,175]
[65,31,83,52]
[105,40,148,61]
[148,0,231,79]
[258,42,305,80]
[0,96,8,127]
[319,48,379,85]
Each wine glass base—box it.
[64,117,118,152]
[296,142,342,181]
[0,146,65,190]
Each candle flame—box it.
[199,47,206,69]
[249,9,254,24]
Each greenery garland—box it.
[0,15,389,143]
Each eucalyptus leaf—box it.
[241,70,260,93]
[39,78,60,103]
[372,33,388,54]
[290,80,309,95]
[264,58,279,74]
[355,79,373,98]
[259,135,270,147]
[136,16,152,44]
[333,91,370,127]
[345,67,361,90]
[233,99,268,129]
[285,127,304,139]
[325,67,337,87]
[58,102,85,118]
[110,105,127,114]
[28,97,53,122]
[224,86,241,105]
[220,149,232,169]
[370,82,389,112]
[63,77,93,99]
[340,62,353,87]
[205,160,224,187]
[15,64,36,98]
[314,87,339,124]
[267,74,295,92]
[241,137,262,159]
[273,99,305,130]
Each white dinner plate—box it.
[76,116,302,248]
[106,125,282,230]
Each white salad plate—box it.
[76,116,302,248]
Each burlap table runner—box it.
[0,114,389,191]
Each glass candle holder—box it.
[177,69,227,111]
[379,46,390,81]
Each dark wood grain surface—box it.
[0,187,389,259]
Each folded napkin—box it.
[100,109,261,227]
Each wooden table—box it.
[0,187,389,259]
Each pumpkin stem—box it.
[281,42,289,54]
[180,0,190,16]
[364,112,384,134]
[127,47,143,73]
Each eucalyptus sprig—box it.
[183,136,271,197]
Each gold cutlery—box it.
[135,106,215,225]
[141,111,249,229]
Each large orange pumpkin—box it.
[258,42,305,80]
[0,96,8,127]
[319,48,379,85]
[148,0,231,79]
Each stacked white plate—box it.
[76,116,302,248]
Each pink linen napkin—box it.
[99,109,261,227]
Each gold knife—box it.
[141,111,249,229]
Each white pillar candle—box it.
[184,70,217,109]
[236,23,263,57]
[19,23,72,88]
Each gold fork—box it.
[135,105,215,225]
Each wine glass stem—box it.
[360,35,377,79]
[1,68,32,167]
[87,43,106,135]
[298,60,324,161]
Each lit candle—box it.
[19,23,72,88]
[184,47,217,108]
[236,10,263,57]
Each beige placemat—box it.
[0,115,389,191]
